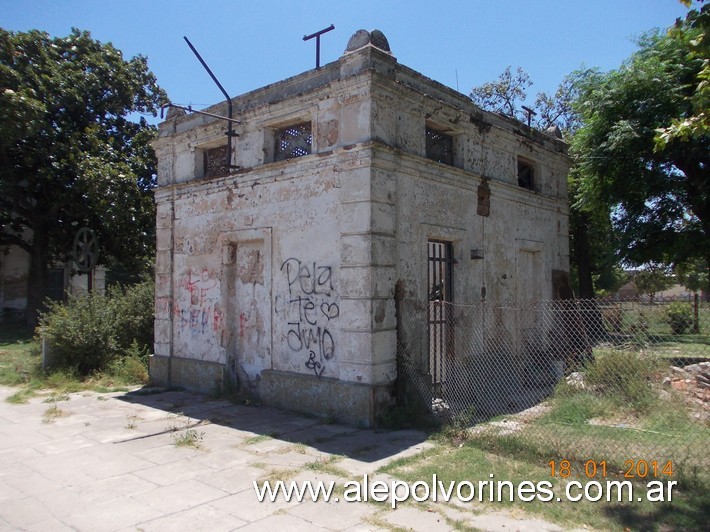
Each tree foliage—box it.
[470,66,533,123]
[0,28,167,323]
[470,4,710,297]
[572,10,709,272]
[632,265,674,303]
[655,2,710,149]
[470,66,588,136]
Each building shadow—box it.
[117,387,430,464]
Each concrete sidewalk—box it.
[0,386,563,531]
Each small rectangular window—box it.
[274,122,312,162]
[426,127,453,165]
[517,157,535,190]
[204,145,229,178]
[45,267,66,302]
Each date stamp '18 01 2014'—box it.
[549,459,674,479]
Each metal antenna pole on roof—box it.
[303,24,335,69]
[183,36,239,169]
[521,105,537,128]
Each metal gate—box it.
[428,240,454,386]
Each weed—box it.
[291,443,307,454]
[42,404,67,424]
[107,343,149,384]
[6,389,36,404]
[259,468,299,484]
[304,454,347,476]
[438,406,476,446]
[43,392,70,403]
[125,414,139,430]
[165,414,208,449]
[242,434,272,446]
[171,428,205,449]
[584,350,661,413]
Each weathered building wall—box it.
[151,32,570,425]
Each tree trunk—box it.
[25,232,49,327]
[572,212,595,299]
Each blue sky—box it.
[2,0,692,124]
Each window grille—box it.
[426,127,454,165]
[274,122,312,162]
[204,145,229,178]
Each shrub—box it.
[38,278,154,375]
[584,350,660,413]
[40,292,119,373]
[108,341,150,384]
[110,279,155,351]
[664,302,693,335]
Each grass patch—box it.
[383,347,709,531]
[258,468,299,484]
[6,388,38,404]
[383,438,709,531]
[0,326,40,387]
[242,434,273,446]
[0,323,148,403]
[304,454,348,476]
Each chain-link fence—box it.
[396,296,710,472]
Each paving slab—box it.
[0,385,566,531]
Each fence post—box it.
[693,293,700,334]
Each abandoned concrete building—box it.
[151,29,571,426]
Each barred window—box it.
[426,127,453,166]
[274,122,312,162]
[203,145,229,178]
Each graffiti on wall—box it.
[175,268,223,336]
[278,258,339,377]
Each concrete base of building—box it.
[259,369,393,428]
[149,356,394,427]
[149,354,227,395]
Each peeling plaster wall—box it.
[151,43,570,425]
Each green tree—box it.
[675,256,709,295]
[573,6,709,287]
[655,1,710,148]
[0,28,167,324]
[632,266,674,303]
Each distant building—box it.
[151,30,571,426]
[616,270,695,301]
[0,242,105,322]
